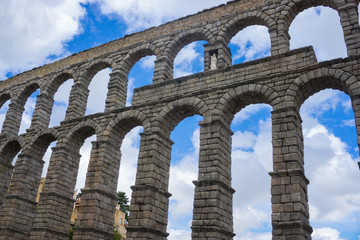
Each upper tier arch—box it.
[285,67,360,110]
[118,44,159,78]
[218,11,276,46]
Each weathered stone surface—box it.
[0,0,359,239]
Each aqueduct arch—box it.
[0,0,359,239]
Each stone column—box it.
[0,162,13,210]
[270,107,312,240]
[30,93,54,130]
[1,102,24,136]
[191,119,235,240]
[0,153,44,239]
[73,140,120,240]
[153,56,173,84]
[269,26,290,56]
[204,41,232,71]
[126,131,173,240]
[30,145,80,240]
[0,141,19,211]
[65,80,89,120]
[105,72,128,112]
[339,2,360,56]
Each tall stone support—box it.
[1,102,24,136]
[0,153,44,239]
[30,93,54,130]
[191,119,235,240]
[73,140,120,240]
[0,141,19,211]
[65,80,90,120]
[0,163,13,210]
[153,56,173,83]
[339,2,360,56]
[269,26,290,56]
[105,72,128,112]
[126,131,173,240]
[204,41,232,71]
[270,107,312,240]
[30,145,80,240]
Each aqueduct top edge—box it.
[0,0,265,88]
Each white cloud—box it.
[0,0,86,78]
[174,42,203,78]
[303,115,360,222]
[0,100,10,132]
[85,68,111,114]
[233,207,269,235]
[93,0,228,33]
[231,91,360,239]
[312,227,345,240]
[75,135,96,192]
[300,90,360,236]
[168,229,191,240]
[117,127,143,199]
[174,43,200,66]
[49,79,73,127]
[140,55,156,70]
[230,25,271,62]
[231,116,272,237]
[41,142,57,177]
[53,79,74,103]
[232,131,257,150]
[235,232,272,240]
[233,104,271,124]
[342,119,356,127]
[19,90,39,134]
[289,7,347,61]
[301,89,347,118]
[126,77,135,106]
[168,128,199,217]
[165,127,201,239]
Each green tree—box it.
[113,228,123,240]
[69,227,73,240]
[76,192,82,199]
[117,191,129,222]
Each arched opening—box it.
[231,104,272,239]
[86,68,112,115]
[68,134,95,238]
[173,41,207,78]
[49,79,73,127]
[0,94,11,133]
[27,125,97,239]
[289,6,347,61]
[115,126,143,238]
[74,135,95,195]
[68,116,145,239]
[127,55,155,106]
[0,132,57,238]
[0,140,21,210]
[300,89,360,239]
[19,88,40,134]
[37,140,57,203]
[167,115,202,239]
[229,25,271,65]
[0,99,10,132]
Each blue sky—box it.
[0,1,359,240]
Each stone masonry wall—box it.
[0,0,359,239]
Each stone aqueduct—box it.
[0,0,359,239]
